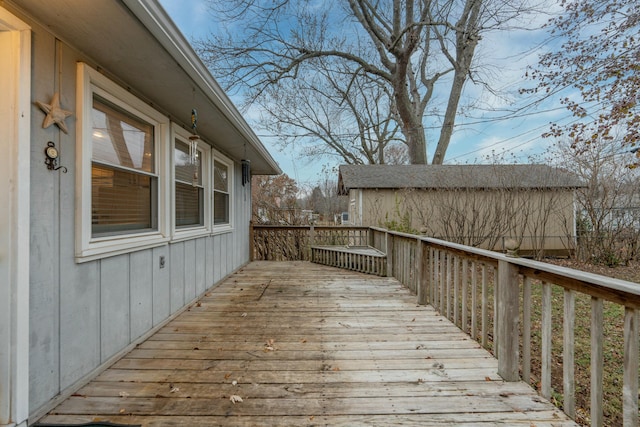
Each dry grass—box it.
[534,259,640,426]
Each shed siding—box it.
[26,20,252,417]
[358,188,576,253]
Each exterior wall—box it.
[24,16,252,419]
[357,188,577,253]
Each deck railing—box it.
[251,225,640,426]
[250,224,370,261]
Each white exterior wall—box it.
[20,15,253,420]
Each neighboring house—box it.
[338,164,584,255]
[1,1,280,425]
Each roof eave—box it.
[122,0,281,175]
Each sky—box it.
[158,0,571,187]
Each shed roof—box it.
[338,164,584,194]
[8,0,280,174]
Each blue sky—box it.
[159,0,570,186]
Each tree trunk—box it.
[431,68,466,165]
[431,0,481,165]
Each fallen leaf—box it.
[119,408,126,414]
[412,318,416,322]
[224,373,232,380]
[230,395,243,404]
[196,302,202,307]
[300,338,307,343]
[264,339,276,351]
[485,377,492,381]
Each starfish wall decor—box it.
[36,92,74,134]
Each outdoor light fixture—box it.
[44,141,67,173]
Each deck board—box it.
[39,261,577,426]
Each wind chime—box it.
[189,108,200,187]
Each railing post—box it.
[416,238,428,305]
[385,231,394,277]
[249,221,255,261]
[497,259,519,381]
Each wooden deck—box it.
[39,261,577,426]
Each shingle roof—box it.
[338,164,584,194]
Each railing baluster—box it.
[541,281,552,399]
[563,289,575,419]
[454,256,459,326]
[591,296,604,427]
[522,277,532,385]
[461,258,468,333]
[471,261,477,340]
[492,266,497,352]
[417,240,427,305]
[623,307,638,427]
[446,253,452,320]
[440,251,446,315]
[481,264,488,348]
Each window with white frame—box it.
[76,63,169,261]
[173,126,210,236]
[91,96,158,236]
[213,157,232,227]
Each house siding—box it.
[26,19,252,418]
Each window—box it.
[172,125,210,238]
[76,63,170,261]
[213,157,232,227]
[91,97,157,236]
[175,140,203,227]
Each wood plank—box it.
[39,413,579,427]
[40,261,576,426]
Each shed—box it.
[338,164,584,254]
[0,0,280,424]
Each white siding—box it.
[26,22,253,418]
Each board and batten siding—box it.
[27,21,252,418]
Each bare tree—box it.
[553,138,640,265]
[258,64,403,165]
[526,0,640,167]
[197,0,539,164]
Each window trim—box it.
[171,124,211,241]
[212,150,234,233]
[75,63,170,262]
